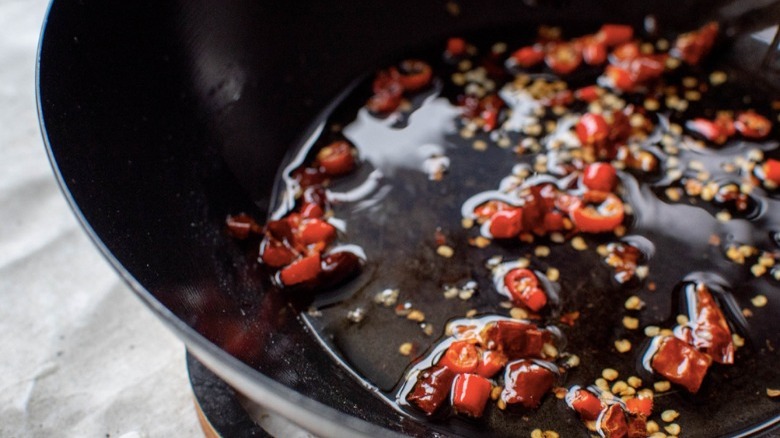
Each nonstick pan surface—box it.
[38,0,780,436]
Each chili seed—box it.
[664,423,681,436]
[716,210,732,223]
[497,399,506,410]
[374,288,400,306]
[623,316,640,330]
[611,381,629,395]
[752,294,768,307]
[407,310,425,322]
[546,267,560,282]
[535,245,551,257]
[595,378,610,392]
[646,420,660,433]
[399,342,414,356]
[742,308,753,318]
[615,339,632,353]
[644,325,661,337]
[437,245,455,258]
[661,410,680,422]
[542,342,558,358]
[709,70,727,85]
[531,429,543,438]
[767,388,780,398]
[458,289,474,300]
[571,236,588,251]
[638,388,654,400]
[510,307,530,320]
[602,368,619,381]
[443,287,459,299]
[491,385,503,400]
[550,232,565,243]
[676,314,689,325]
[461,217,474,229]
[566,354,581,368]
[654,381,671,392]
[625,295,645,310]
[627,376,643,388]
[472,139,488,151]
[553,387,568,399]
[648,433,667,438]
[751,264,767,277]
[732,333,745,348]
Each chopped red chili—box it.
[315,140,356,176]
[475,349,508,378]
[438,340,480,374]
[503,268,548,312]
[686,283,735,364]
[651,336,712,393]
[279,253,322,286]
[582,162,618,192]
[570,191,625,233]
[406,365,457,415]
[501,360,555,408]
[674,21,718,65]
[451,373,492,417]
[735,111,772,139]
[569,388,603,421]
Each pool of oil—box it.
[266,31,780,437]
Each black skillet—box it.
[38,0,780,436]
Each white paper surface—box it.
[0,0,201,436]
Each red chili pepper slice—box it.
[225,213,261,239]
[581,37,608,66]
[605,64,636,92]
[542,211,565,232]
[575,85,603,102]
[510,45,545,68]
[473,200,512,222]
[298,218,337,245]
[611,41,640,62]
[300,202,324,219]
[503,268,548,312]
[625,396,653,417]
[763,158,780,185]
[476,349,508,378]
[315,140,356,176]
[600,404,629,438]
[571,191,625,233]
[482,320,549,359]
[501,360,555,408]
[406,365,456,415]
[597,24,634,47]
[489,207,524,238]
[292,165,327,188]
[451,373,492,418]
[438,340,480,374]
[686,118,729,144]
[545,43,582,75]
[446,37,467,57]
[367,80,403,113]
[735,111,772,139]
[318,251,362,288]
[279,253,322,286]
[260,236,297,268]
[576,113,610,145]
[674,21,718,65]
[582,162,618,192]
[569,388,604,421]
[687,283,734,364]
[394,59,433,92]
[651,336,712,393]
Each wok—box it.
[37,0,780,436]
